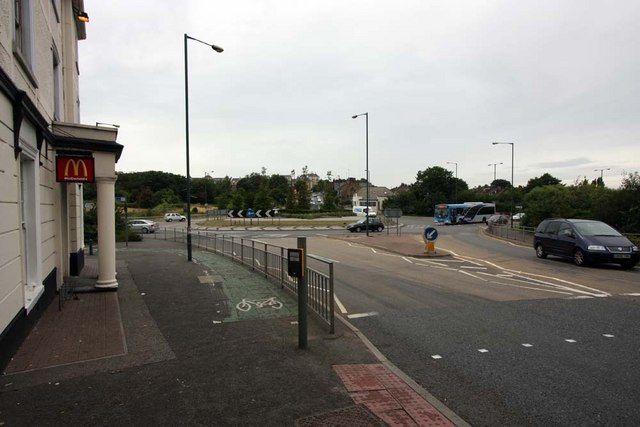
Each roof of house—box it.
[354,185,393,199]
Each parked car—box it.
[487,214,509,226]
[128,219,158,234]
[346,217,385,233]
[164,212,186,222]
[512,212,525,221]
[533,219,639,269]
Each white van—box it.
[352,206,376,217]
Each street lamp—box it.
[492,142,515,227]
[352,112,370,236]
[488,162,503,182]
[185,34,223,261]
[446,161,458,202]
[204,170,214,206]
[594,168,610,184]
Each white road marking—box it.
[401,257,413,264]
[459,266,487,270]
[565,339,577,343]
[371,248,377,253]
[621,293,640,296]
[521,343,533,347]
[334,294,348,314]
[212,320,222,324]
[488,280,573,295]
[477,272,576,293]
[290,321,298,325]
[420,260,449,267]
[431,355,442,360]
[603,334,614,338]
[255,259,261,266]
[347,312,379,319]
[414,262,458,271]
[568,295,594,299]
[458,269,488,281]
[478,349,489,353]
[316,233,328,237]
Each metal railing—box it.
[154,227,335,333]
[486,223,535,244]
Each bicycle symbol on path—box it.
[236,297,283,312]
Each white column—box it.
[95,176,118,288]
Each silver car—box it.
[127,219,158,233]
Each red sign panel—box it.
[56,156,95,183]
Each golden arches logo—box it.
[64,158,89,178]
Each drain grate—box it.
[295,404,385,427]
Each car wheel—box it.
[142,227,149,234]
[535,243,547,259]
[620,261,637,270]
[180,218,186,222]
[573,248,587,266]
[377,226,383,232]
[355,227,361,232]
[167,219,172,222]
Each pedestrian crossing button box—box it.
[287,248,304,278]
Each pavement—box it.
[0,238,460,426]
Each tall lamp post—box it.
[594,168,610,185]
[488,162,503,182]
[352,112,370,236]
[446,161,458,202]
[492,142,514,227]
[184,34,223,261]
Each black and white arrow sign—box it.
[256,209,264,218]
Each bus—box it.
[434,202,495,225]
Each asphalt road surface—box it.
[249,216,639,425]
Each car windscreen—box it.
[573,221,621,237]
[434,208,448,218]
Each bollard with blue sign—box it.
[423,226,438,254]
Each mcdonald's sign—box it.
[56,156,95,183]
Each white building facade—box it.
[0,0,122,365]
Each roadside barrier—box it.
[155,228,335,333]
[485,224,535,245]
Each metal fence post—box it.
[264,243,268,277]
[329,262,335,334]
[297,237,308,350]
[280,247,284,288]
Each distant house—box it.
[352,185,393,213]
[306,173,320,190]
[310,192,324,210]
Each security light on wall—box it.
[76,12,89,23]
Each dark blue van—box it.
[533,219,639,269]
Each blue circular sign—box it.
[423,226,438,242]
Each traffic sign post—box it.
[423,226,438,254]
[384,208,403,236]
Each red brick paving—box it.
[333,364,454,427]
[3,291,125,374]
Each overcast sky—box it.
[79,1,639,189]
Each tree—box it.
[254,184,272,209]
[228,191,244,210]
[322,188,338,211]
[285,185,296,210]
[268,174,290,206]
[295,178,310,210]
[525,173,562,191]
[490,179,512,192]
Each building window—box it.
[14,0,37,84]
[52,45,62,120]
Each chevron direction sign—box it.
[227,209,278,218]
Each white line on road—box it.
[310,254,341,263]
[603,334,615,338]
[459,266,488,270]
[431,355,443,360]
[521,343,533,347]
[347,312,379,319]
[316,233,328,237]
[488,280,573,295]
[401,257,413,264]
[458,269,488,281]
[371,248,378,253]
[334,294,348,314]
[255,259,261,267]
[564,339,577,343]
[414,262,458,271]
[478,349,489,353]
[621,293,640,296]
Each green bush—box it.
[117,229,142,242]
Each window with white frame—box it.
[14,0,35,74]
[52,44,62,121]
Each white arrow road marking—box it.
[347,312,378,319]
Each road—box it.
[198,216,639,425]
